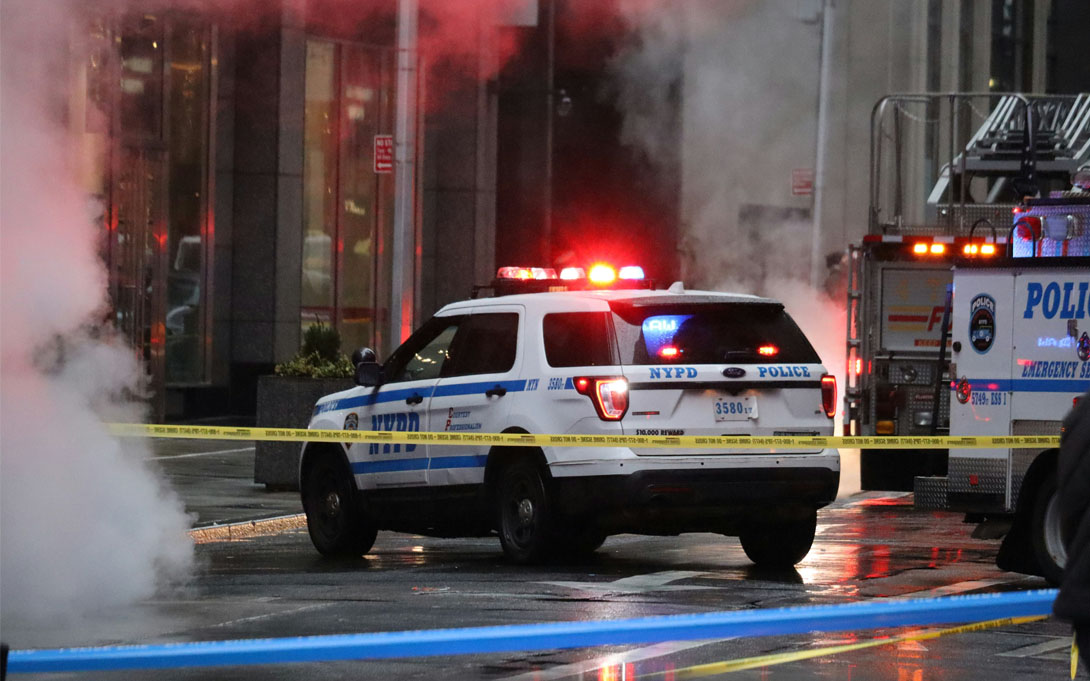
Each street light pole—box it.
[391,0,418,346]
[542,0,555,264]
[810,0,835,290]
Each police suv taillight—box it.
[574,376,629,421]
[820,374,836,419]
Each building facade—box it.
[66,0,502,419]
[63,0,1089,420]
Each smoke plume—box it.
[0,0,195,628]
[606,1,857,493]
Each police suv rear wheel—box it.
[738,507,817,568]
[302,455,377,557]
[497,460,557,564]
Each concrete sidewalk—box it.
[149,437,302,528]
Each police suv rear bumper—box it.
[550,466,839,535]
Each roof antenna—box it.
[667,281,685,294]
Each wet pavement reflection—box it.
[5,491,1068,680]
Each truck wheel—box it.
[1030,475,1066,585]
[497,460,557,564]
[302,455,377,557]
[739,507,817,568]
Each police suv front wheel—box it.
[497,459,557,564]
[738,507,817,568]
[302,454,377,558]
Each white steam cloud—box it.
[1,0,194,628]
[609,0,858,494]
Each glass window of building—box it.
[80,13,216,411]
[303,39,396,356]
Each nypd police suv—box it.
[300,266,839,566]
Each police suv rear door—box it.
[428,306,524,486]
[610,296,831,453]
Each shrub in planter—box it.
[255,323,355,489]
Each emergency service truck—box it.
[914,187,1090,584]
[845,92,1090,490]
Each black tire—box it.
[301,454,377,557]
[1030,475,1066,585]
[560,524,607,558]
[497,459,557,564]
[738,507,817,568]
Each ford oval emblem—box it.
[722,367,746,379]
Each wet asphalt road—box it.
[4,442,1080,680]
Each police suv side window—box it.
[445,313,519,377]
[542,312,616,367]
[384,316,463,383]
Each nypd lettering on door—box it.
[368,412,420,454]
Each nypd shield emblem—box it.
[969,294,996,354]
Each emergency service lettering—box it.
[758,366,811,378]
[369,413,420,454]
[1020,360,1089,379]
[650,367,698,379]
[1023,281,1089,319]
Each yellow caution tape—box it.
[654,615,1046,678]
[1073,632,1080,680]
[105,423,1060,449]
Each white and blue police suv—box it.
[300,267,839,566]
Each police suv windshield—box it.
[609,300,820,365]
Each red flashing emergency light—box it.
[587,264,618,285]
[481,261,653,298]
[658,346,680,358]
[757,344,779,357]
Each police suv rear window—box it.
[446,313,519,376]
[610,302,820,365]
[543,312,616,367]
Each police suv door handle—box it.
[485,385,507,398]
[405,393,424,405]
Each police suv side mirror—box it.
[352,347,383,387]
[355,361,383,387]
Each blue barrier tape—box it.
[7,589,1057,673]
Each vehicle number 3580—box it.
[714,396,757,421]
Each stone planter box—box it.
[254,375,354,490]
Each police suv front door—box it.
[354,315,462,488]
[428,308,523,486]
